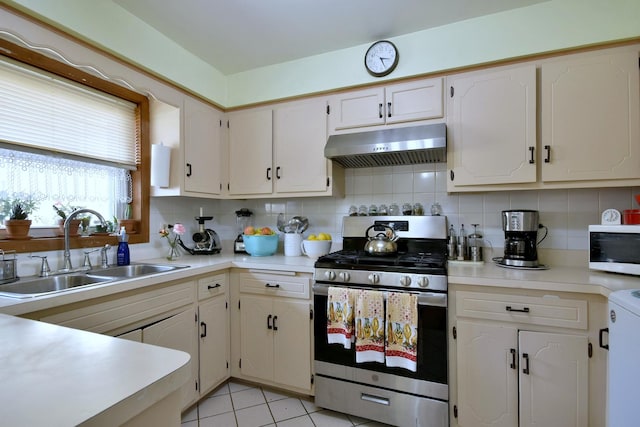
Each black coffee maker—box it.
[500,210,547,268]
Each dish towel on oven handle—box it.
[355,289,385,363]
[327,286,356,349]
[385,292,418,372]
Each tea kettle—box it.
[364,225,399,255]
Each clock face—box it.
[364,40,399,77]
[602,208,621,225]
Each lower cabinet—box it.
[451,288,606,427]
[232,271,313,394]
[456,320,588,427]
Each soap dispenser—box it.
[116,226,130,266]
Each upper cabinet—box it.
[150,97,224,198]
[328,78,444,133]
[447,44,640,192]
[228,97,343,198]
[540,48,640,183]
[446,65,537,188]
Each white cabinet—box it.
[196,273,229,395]
[456,321,588,427]
[234,271,313,393]
[183,97,224,195]
[540,48,640,183]
[452,290,596,427]
[227,98,343,198]
[328,78,443,133]
[446,65,537,189]
[150,97,224,198]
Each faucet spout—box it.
[63,209,108,271]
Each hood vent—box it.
[324,123,446,168]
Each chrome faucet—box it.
[63,209,108,271]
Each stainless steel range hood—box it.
[324,123,446,168]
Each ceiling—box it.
[113,0,546,75]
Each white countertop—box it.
[0,313,191,426]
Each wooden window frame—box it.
[0,38,149,253]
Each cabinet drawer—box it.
[41,281,196,334]
[198,273,227,301]
[239,273,310,299]
[456,291,587,330]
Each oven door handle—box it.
[312,282,447,307]
[360,393,390,406]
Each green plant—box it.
[0,198,38,222]
[9,203,29,220]
[52,202,83,221]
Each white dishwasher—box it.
[608,289,640,427]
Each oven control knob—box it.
[338,272,350,282]
[368,273,380,284]
[417,276,430,288]
[324,270,336,280]
[400,276,412,287]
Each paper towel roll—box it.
[151,143,171,187]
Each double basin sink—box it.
[0,264,189,298]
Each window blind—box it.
[0,57,138,168]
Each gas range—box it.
[314,215,448,292]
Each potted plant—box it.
[53,203,83,236]
[5,202,32,240]
[118,203,139,234]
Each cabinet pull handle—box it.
[266,167,272,180]
[387,102,392,118]
[522,353,530,374]
[276,166,281,179]
[528,146,535,164]
[207,283,221,290]
[599,328,609,350]
[186,163,192,177]
[544,145,551,163]
[378,103,383,118]
[267,314,273,330]
[510,348,517,369]
[265,283,280,288]
[506,306,530,313]
[273,315,278,331]
[200,321,207,338]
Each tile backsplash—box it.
[150,163,640,255]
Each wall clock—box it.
[364,40,399,77]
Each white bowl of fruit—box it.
[301,233,332,259]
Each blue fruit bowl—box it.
[243,234,279,256]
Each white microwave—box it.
[589,225,640,276]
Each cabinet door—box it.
[273,299,312,392]
[456,320,518,427]
[239,295,274,382]
[541,49,640,182]
[447,65,537,188]
[518,331,588,427]
[117,328,142,342]
[273,98,328,194]
[328,87,385,131]
[199,295,229,394]
[184,98,223,194]
[228,109,273,195]
[143,307,198,409]
[385,78,443,124]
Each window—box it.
[0,38,149,251]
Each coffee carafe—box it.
[501,210,547,267]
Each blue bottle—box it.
[116,226,130,266]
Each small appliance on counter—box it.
[494,209,548,269]
[234,208,253,254]
[589,224,640,276]
[177,212,221,255]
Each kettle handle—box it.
[365,224,397,240]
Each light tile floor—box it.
[181,380,391,427]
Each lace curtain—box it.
[0,148,131,225]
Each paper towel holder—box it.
[151,143,171,187]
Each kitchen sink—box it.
[87,263,188,279]
[0,274,115,298]
[0,263,189,298]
